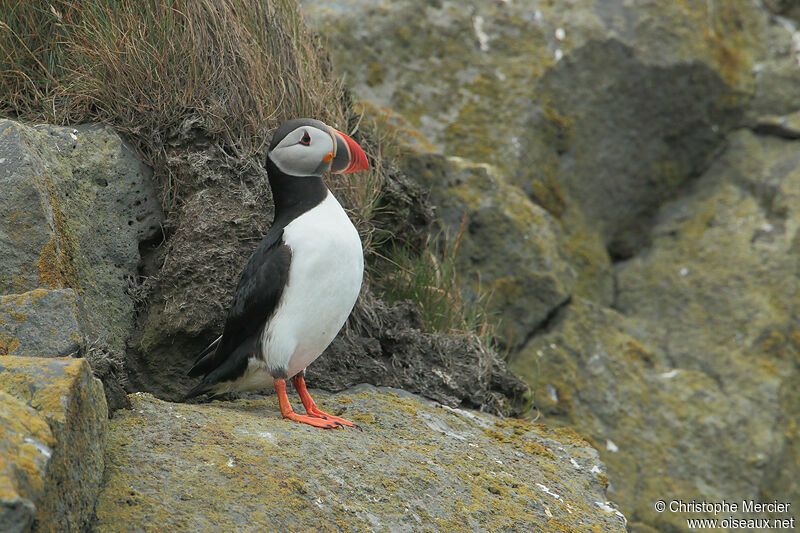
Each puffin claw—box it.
[284,411,340,429]
[292,375,362,429]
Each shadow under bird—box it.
[184,118,369,429]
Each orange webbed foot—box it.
[283,411,339,429]
[293,374,362,430]
[305,405,361,430]
[274,378,340,429]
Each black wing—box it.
[186,226,292,389]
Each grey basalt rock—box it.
[0,119,163,403]
[0,121,55,295]
[0,356,108,532]
[400,152,576,350]
[0,390,54,533]
[512,129,800,529]
[300,0,784,257]
[0,289,81,358]
[93,387,627,532]
[301,0,800,238]
[300,1,800,530]
[526,39,744,259]
[24,122,163,356]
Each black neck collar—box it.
[266,158,329,228]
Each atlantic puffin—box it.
[185,118,369,429]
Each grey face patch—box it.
[269,118,329,151]
[313,158,332,177]
[268,125,335,177]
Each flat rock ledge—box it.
[93,386,626,532]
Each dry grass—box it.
[0,0,383,262]
[0,0,346,204]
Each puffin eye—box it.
[299,131,311,146]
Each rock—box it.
[0,390,55,533]
[0,122,54,294]
[0,356,108,532]
[310,298,530,415]
[527,39,744,259]
[0,118,164,359]
[763,0,800,22]
[0,289,81,357]
[302,2,800,528]
[301,0,789,258]
[93,387,627,532]
[400,153,576,349]
[750,19,800,116]
[511,127,800,529]
[614,128,800,515]
[751,109,800,139]
[510,299,791,530]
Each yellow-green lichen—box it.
[34,171,80,292]
[35,235,65,290]
[0,334,20,355]
[0,390,55,502]
[93,390,622,532]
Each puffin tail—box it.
[182,380,213,401]
[187,335,222,377]
[183,335,222,402]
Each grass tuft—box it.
[377,212,497,342]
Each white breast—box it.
[260,191,363,379]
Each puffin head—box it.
[267,118,369,178]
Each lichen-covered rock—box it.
[301,0,792,258]
[614,128,800,516]
[302,2,800,529]
[93,387,626,532]
[0,118,163,360]
[0,289,81,358]
[0,390,55,533]
[511,128,800,529]
[0,122,54,295]
[0,356,108,532]
[401,153,576,349]
[510,299,794,530]
[763,0,800,22]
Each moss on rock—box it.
[93,387,626,532]
[401,152,576,349]
[0,390,54,533]
[0,356,107,532]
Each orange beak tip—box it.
[346,137,369,173]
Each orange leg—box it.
[274,379,337,429]
[293,375,361,430]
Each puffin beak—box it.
[329,128,369,174]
